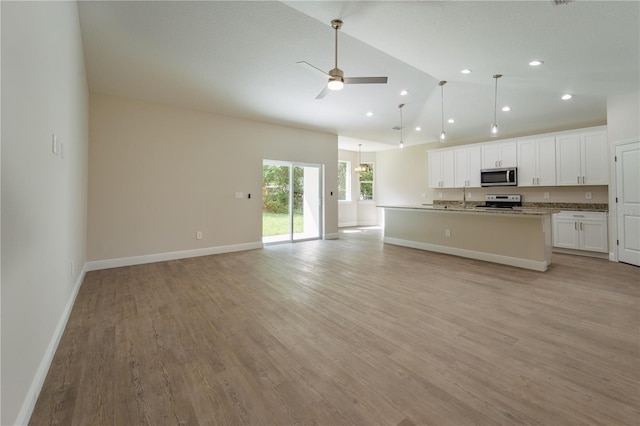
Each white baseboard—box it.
[552,247,609,259]
[86,242,263,271]
[324,232,339,240]
[338,221,358,228]
[14,263,87,426]
[384,237,548,272]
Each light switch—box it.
[52,134,59,155]
[585,192,592,200]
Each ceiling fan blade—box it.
[297,61,329,77]
[315,86,330,99]
[344,76,388,85]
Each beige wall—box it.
[1,2,89,424]
[607,91,640,144]
[88,93,338,262]
[338,149,382,226]
[338,149,358,226]
[377,144,429,206]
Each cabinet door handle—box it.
[582,176,585,184]
[580,222,583,231]
[537,177,540,185]
[575,222,578,230]
[577,176,580,184]
[532,178,535,185]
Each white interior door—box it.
[615,141,640,266]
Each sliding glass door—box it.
[262,160,322,244]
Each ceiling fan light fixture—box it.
[328,77,344,91]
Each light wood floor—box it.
[31,227,639,425]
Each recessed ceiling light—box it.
[400,90,408,96]
[366,111,374,117]
[529,60,544,66]
[415,127,421,131]
[448,118,455,124]
[502,106,511,112]
[561,94,573,100]
[461,69,472,74]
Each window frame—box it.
[358,162,375,202]
[338,160,351,202]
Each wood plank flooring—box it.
[30,227,640,425]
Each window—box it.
[359,163,374,201]
[338,160,351,201]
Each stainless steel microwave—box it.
[480,167,518,187]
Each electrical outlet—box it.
[543,192,549,199]
[585,192,592,200]
[438,192,443,198]
[466,192,472,200]
[445,229,451,237]
[196,231,203,240]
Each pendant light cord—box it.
[441,84,445,131]
[400,104,403,143]
[493,76,498,124]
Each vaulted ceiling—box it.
[78,1,639,151]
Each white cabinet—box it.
[428,149,455,188]
[552,211,608,253]
[454,146,481,188]
[517,137,556,186]
[481,140,517,169]
[556,129,608,186]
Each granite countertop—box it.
[432,200,608,212]
[379,204,558,216]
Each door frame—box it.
[262,159,324,244]
[609,138,640,263]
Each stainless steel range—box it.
[480,194,522,209]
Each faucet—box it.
[462,186,467,208]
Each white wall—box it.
[88,93,338,263]
[1,2,89,424]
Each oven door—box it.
[481,168,517,187]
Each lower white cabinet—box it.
[552,211,608,253]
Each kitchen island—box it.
[380,205,556,271]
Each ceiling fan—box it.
[298,19,388,100]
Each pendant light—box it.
[398,103,405,149]
[354,144,369,173]
[490,74,502,138]
[439,81,447,142]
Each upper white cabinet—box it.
[517,137,556,187]
[428,149,455,188]
[481,140,517,169]
[556,129,608,186]
[454,145,481,188]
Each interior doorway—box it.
[614,141,640,266]
[262,160,322,244]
